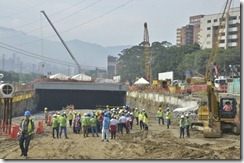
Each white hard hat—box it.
[181,115,184,118]
[57,112,60,115]
[185,113,189,117]
[53,114,57,117]
[135,108,138,110]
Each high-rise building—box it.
[176,25,194,46]
[189,15,204,44]
[199,7,240,49]
[107,55,118,78]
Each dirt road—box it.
[0,109,240,160]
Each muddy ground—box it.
[0,109,240,160]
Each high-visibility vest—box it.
[90,118,97,126]
[143,116,148,124]
[60,116,67,127]
[20,119,34,135]
[57,115,61,123]
[82,116,90,126]
[68,113,74,120]
[166,111,171,119]
[51,117,58,128]
[139,114,143,121]
[157,111,163,117]
[135,111,139,117]
[185,119,190,126]
[179,119,185,128]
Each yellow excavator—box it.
[195,0,240,138]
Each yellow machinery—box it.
[194,0,240,138]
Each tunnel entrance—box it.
[34,82,127,111]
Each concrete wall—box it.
[126,91,200,115]
[0,90,37,119]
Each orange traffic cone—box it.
[10,125,19,138]
[47,115,52,126]
[36,120,44,134]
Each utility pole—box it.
[41,10,83,74]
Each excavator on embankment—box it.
[191,0,240,138]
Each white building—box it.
[199,7,240,49]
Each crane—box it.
[205,0,233,83]
[41,10,83,74]
[143,22,151,83]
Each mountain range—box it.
[0,26,132,70]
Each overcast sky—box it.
[0,0,241,47]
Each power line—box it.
[8,0,133,47]
[0,0,101,41]
[0,42,106,70]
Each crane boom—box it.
[143,22,150,83]
[205,0,232,82]
[41,10,83,74]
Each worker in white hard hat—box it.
[51,114,59,138]
[44,107,49,124]
[185,113,191,138]
[179,115,185,138]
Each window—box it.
[207,20,211,23]
[219,40,225,43]
[214,19,217,22]
[207,34,211,37]
[206,41,210,45]
[228,39,237,43]
[229,24,238,28]
[207,27,211,30]
[229,16,237,20]
[228,31,238,35]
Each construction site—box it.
[0,0,241,160]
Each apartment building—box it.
[199,7,240,49]
[176,25,194,46]
[107,55,118,78]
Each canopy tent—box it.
[71,73,92,81]
[49,73,70,80]
[134,77,150,85]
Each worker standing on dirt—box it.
[185,113,191,138]
[157,106,164,125]
[101,113,110,142]
[143,112,149,130]
[119,113,127,134]
[165,108,171,129]
[59,113,68,139]
[19,111,35,159]
[179,115,185,138]
[110,116,118,139]
[90,115,99,137]
[139,111,144,130]
[44,107,48,124]
[56,112,61,134]
[82,113,90,138]
[135,108,139,125]
[98,112,104,133]
[51,114,59,138]
[68,111,74,127]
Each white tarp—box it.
[158,71,173,81]
[49,73,70,80]
[173,105,199,113]
[134,77,150,85]
[71,73,92,81]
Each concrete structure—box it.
[199,7,240,49]
[34,82,127,110]
[176,25,194,46]
[107,56,118,78]
[189,15,204,44]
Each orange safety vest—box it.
[224,105,231,111]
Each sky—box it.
[0,0,241,47]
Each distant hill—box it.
[0,26,132,70]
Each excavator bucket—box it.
[203,121,222,138]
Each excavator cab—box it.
[219,98,237,119]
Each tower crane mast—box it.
[41,10,83,74]
[143,22,151,83]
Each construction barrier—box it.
[10,125,19,138]
[47,115,52,126]
[36,120,44,134]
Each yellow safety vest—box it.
[139,114,143,121]
[166,111,171,119]
[21,119,34,135]
[143,116,148,124]
[157,111,163,117]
